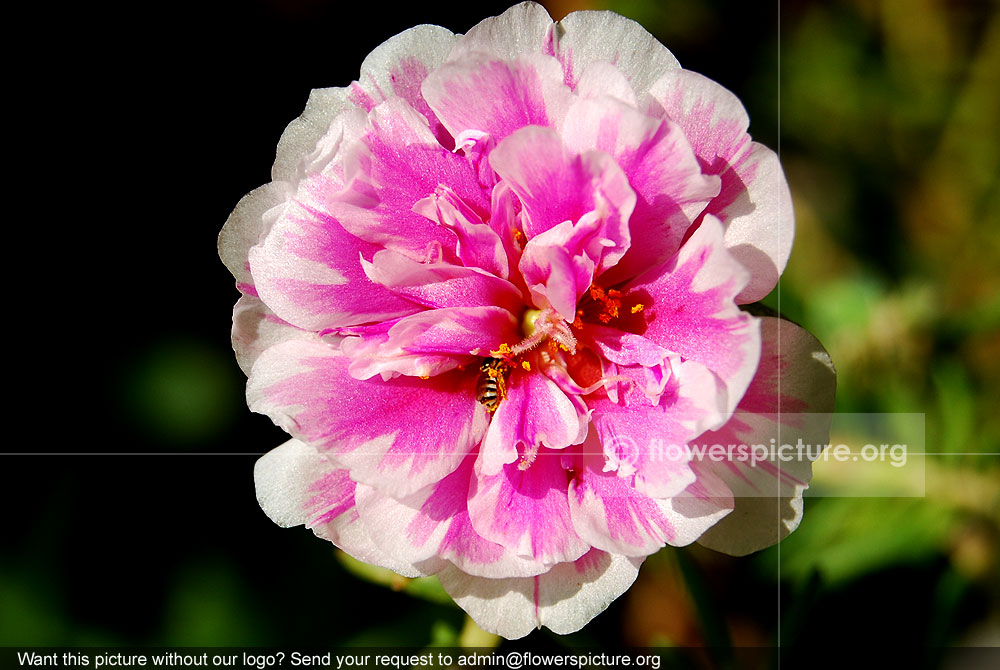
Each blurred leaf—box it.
[336,550,454,605]
[161,560,270,645]
[457,615,501,649]
[429,619,460,646]
[771,498,954,585]
[339,607,464,647]
[932,362,977,457]
[0,571,68,645]
[120,338,241,445]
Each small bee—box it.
[476,357,510,413]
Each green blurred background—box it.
[3,0,997,665]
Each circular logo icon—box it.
[603,434,640,473]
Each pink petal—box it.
[253,438,422,577]
[625,215,761,415]
[348,24,458,148]
[219,182,290,287]
[422,52,572,150]
[362,248,523,314]
[480,368,589,476]
[447,1,553,62]
[490,125,634,241]
[490,126,635,318]
[329,98,489,261]
[355,453,547,579]
[341,306,520,380]
[581,324,670,368]
[561,96,721,283]
[568,441,678,556]
[694,317,836,555]
[437,549,643,639]
[247,340,488,498]
[248,199,421,331]
[413,185,509,279]
[486,182,532,299]
[589,358,722,498]
[231,294,318,375]
[272,88,355,184]
[650,69,750,167]
[517,219,597,320]
[650,69,793,303]
[468,450,590,564]
[547,10,680,93]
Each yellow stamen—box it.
[631,303,645,314]
[521,361,531,371]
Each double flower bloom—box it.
[220,2,835,638]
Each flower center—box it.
[493,307,577,360]
[477,308,577,421]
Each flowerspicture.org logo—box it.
[219,2,836,638]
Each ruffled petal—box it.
[650,69,793,303]
[561,96,720,282]
[362,248,523,313]
[341,306,519,380]
[231,294,318,376]
[447,1,554,62]
[568,439,678,556]
[355,453,547,578]
[437,549,643,639]
[248,340,488,498]
[694,317,836,555]
[422,52,573,150]
[413,185,509,278]
[490,125,634,241]
[581,324,670,368]
[329,97,489,261]
[480,368,589,475]
[590,358,719,498]
[347,24,457,148]
[625,216,761,415]
[490,126,635,317]
[548,9,680,93]
[219,182,290,288]
[248,199,420,331]
[468,450,590,564]
[272,88,355,184]
[253,438,422,577]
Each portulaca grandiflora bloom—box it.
[219,2,836,638]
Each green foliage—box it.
[771,498,956,586]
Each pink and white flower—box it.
[220,2,835,638]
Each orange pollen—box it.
[521,360,531,371]
[589,284,622,323]
[489,342,513,359]
[631,303,645,314]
